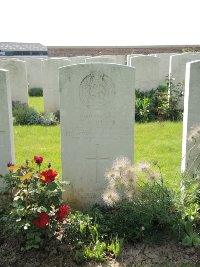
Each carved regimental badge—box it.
[79,71,115,108]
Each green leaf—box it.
[47,182,57,191]
[185,221,193,236]
[34,236,41,243]
[37,206,47,213]
[193,237,200,247]
[182,235,192,246]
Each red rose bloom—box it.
[34,155,43,164]
[40,169,58,183]
[56,204,70,221]
[32,212,49,229]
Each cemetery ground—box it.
[0,97,199,266]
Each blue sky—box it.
[1,0,199,46]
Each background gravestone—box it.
[70,56,91,64]
[42,58,71,112]
[59,63,135,208]
[0,69,15,179]
[169,53,200,85]
[127,54,143,66]
[0,59,28,104]
[181,60,200,174]
[115,55,126,65]
[150,53,178,84]
[22,57,44,90]
[169,53,200,109]
[86,56,116,63]
[130,55,160,91]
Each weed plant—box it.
[135,75,183,122]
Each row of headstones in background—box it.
[0,69,15,176]
[42,56,126,112]
[3,53,200,113]
[181,60,200,175]
[0,55,126,112]
[127,52,200,93]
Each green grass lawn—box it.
[14,125,61,174]
[29,96,44,113]
[14,121,183,189]
[134,121,183,188]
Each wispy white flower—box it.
[112,157,131,172]
[148,171,159,181]
[136,161,151,172]
[102,188,120,206]
[105,169,118,180]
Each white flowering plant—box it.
[102,156,160,206]
[95,157,183,243]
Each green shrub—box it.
[12,103,44,125]
[42,112,58,126]
[135,76,183,122]
[28,88,43,97]
[12,103,59,126]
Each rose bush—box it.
[0,156,70,250]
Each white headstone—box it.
[127,54,144,66]
[115,55,126,65]
[0,59,29,104]
[59,63,135,208]
[181,60,200,174]
[70,56,91,64]
[86,56,116,63]
[169,53,200,85]
[42,58,71,112]
[0,69,15,178]
[130,55,160,91]
[24,58,44,89]
[151,53,179,83]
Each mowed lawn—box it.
[134,121,183,188]
[14,125,61,175]
[13,97,183,188]
[29,97,44,113]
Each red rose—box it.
[56,204,70,221]
[40,169,58,183]
[34,155,43,164]
[32,212,49,229]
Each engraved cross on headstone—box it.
[86,144,109,182]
